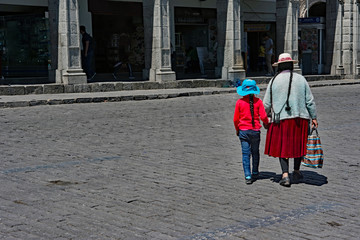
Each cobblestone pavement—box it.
[0,84,359,239]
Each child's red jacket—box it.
[233,95,269,131]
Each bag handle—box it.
[310,127,319,136]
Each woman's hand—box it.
[312,119,318,128]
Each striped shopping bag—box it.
[302,128,324,168]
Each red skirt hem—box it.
[264,118,309,158]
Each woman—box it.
[263,53,318,187]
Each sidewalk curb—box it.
[0,89,236,108]
[0,80,359,109]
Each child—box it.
[233,79,269,184]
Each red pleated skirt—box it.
[265,118,309,158]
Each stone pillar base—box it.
[336,66,345,75]
[356,65,360,76]
[57,69,87,85]
[150,68,176,82]
[222,67,246,80]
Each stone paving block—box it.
[63,84,74,93]
[146,231,177,240]
[120,95,134,101]
[91,97,108,103]
[89,83,101,92]
[167,93,181,98]
[3,101,29,108]
[61,99,76,104]
[0,85,359,239]
[191,80,210,88]
[114,82,123,91]
[176,80,194,88]
[122,82,133,90]
[143,81,161,89]
[163,81,178,89]
[47,99,63,105]
[98,83,115,92]
[107,96,122,102]
[214,80,232,88]
[74,84,91,93]
[131,82,145,90]
[75,97,92,103]
[0,86,25,95]
[146,94,159,100]
[134,95,147,101]
[24,85,44,95]
[43,84,64,94]
[188,91,203,96]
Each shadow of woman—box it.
[268,170,328,186]
[296,170,328,186]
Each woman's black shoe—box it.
[279,177,291,187]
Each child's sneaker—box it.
[245,176,253,185]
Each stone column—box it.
[333,0,346,75]
[142,0,154,80]
[51,0,86,84]
[325,1,337,74]
[341,1,355,76]
[276,0,301,73]
[149,0,176,82]
[355,1,360,75]
[216,0,226,78]
[48,0,59,83]
[220,0,245,80]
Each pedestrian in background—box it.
[233,79,269,184]
[263,33,274,76]
[258,42,266,72]
[263,53,318,187]
[80,25,96,81]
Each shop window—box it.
[0,14,50,78]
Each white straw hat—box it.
[272,53,298,67]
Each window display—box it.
[0,14,50,78]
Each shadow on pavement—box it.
[253,171,277,181]
[296,170,328,186]
[268,170,328,186]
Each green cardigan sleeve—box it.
[305,81,317,119]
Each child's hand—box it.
[263,123,269,130]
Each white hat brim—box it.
[272,59,298,67]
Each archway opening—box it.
[309,2,326,17]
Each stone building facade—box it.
[0,0,359,84]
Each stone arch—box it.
[299,0,326,18]
[309,1,326,17]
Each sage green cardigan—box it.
[263,71,317,122]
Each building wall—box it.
[242,0,276,22]
[0,0,47,6]
[78,0,93,36]
[299,0,326,18]
[1,0,358,79]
